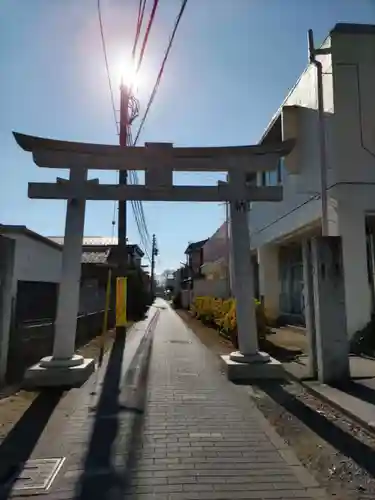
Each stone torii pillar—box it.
[40,169,99,372]
[13,132,294,386]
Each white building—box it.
[0,225,62,304]
[0,225,62,383]
[251,23,375,337]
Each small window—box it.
[260,158,285,186]
[277,158,286,183]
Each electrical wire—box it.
[97,0,120,242]
[134,0,189,145]
[133,0,148,59]
[128,0,188,256]
[135,0,159,74]
[97,0,118,134]
[127,0,162,261]
[97,0,153,261]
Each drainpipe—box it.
[308,29,331,237]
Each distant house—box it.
[48,237,144,269]
[48,236,145,314]
[201,222,229,281]
[184,239,208,277]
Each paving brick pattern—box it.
[3,303,328,500]
[125,303,328,499]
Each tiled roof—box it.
[47,236,145,264]
[47,237,143,256]
[81,250,110,264]
[48,236,117,246]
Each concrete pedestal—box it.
[221,354,285,381]
[229,350,270,363]
[23,355,95,388]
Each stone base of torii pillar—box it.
[23,168,95,388]
[220,170,285,381]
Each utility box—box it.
[311,236,350,384]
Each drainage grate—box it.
[168,340,192,344]
[10,458,65,492]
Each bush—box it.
[191,296,267,348]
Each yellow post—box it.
[116,277,128,327]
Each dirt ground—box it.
[177,308,308,360]
[264,326,308,363]
[0,327,117,442]
[176,309,233,356]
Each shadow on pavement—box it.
[262,339,304,364]
[75,322,154,499]
[257,381,375,478]
[0,389,64,497]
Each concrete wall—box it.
[0,236,15,385]
[250,37,333,249]
[10,233,62,284]
[331,28,375,185]
[327,28,375,334]
[6,309,115,383]
[78,279,106,314]
[252,26,375,336]
[192,278,229,300]
[181,290,192,310]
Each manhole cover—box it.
[168,340,191,344]
[10,458,65,492]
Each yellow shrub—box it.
[192,296,266,343]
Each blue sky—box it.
[1,0,374,273]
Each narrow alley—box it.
[0,300,327,500]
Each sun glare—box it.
[113,60,144,91]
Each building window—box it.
[259,158,285,186]
[277,157,286,183]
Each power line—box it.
[134,0,189,145]
[97,0,118,135]
[97,0,120,247]
[127,0,161,261]
[135,0,159,74]
[133,0,148,59]
[97,0,153,261]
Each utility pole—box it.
[117,82,130,336]
[308,29,330,237]
[151,234,158,300]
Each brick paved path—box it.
[124,301,327,499]
[1,302,328,500]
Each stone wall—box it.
[6,309,115,384]
[193,278,229,300]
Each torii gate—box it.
[14,132,294,386]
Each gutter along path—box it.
[1,300,327,499]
